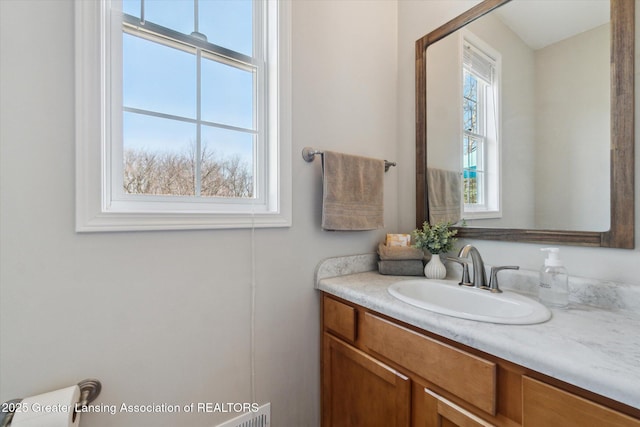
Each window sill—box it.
[76,211,291,232]
[462,210,502,221]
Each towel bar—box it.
[302,147,396,172]
[0,379,101,427]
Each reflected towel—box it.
[322,151,384,231]
[427,168,461,224]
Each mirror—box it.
[415,0,635,248]
[428,1,610,232]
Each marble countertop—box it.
[315,255,640,410]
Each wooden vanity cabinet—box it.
[321,293,640,427]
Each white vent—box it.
[215,403,270,427]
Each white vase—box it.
[424,254,446,279]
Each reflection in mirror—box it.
[427,0,610,231]
[416,0,635,248]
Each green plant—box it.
[411,221,458,255]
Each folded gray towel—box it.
[322,151,384,231]
[377,243,424,261]
[378,260,424,276]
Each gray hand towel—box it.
[322,151,384,231]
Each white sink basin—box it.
[388,279,551,325]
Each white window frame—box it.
[75,0,291,232]
[460,31,501,220]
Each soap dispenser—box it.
[539,248,569,308]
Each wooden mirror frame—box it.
[416,0,635,248]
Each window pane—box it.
[463,72,477,101]
[201,58,254,129]
[123,33,196,119]
[463,72,478,133]
[200,0,253,56]
[464,177,477,204]
[463,99,477,132]
[201,126,254,198]
[123,112,197,196]
[122,0,140,17]
[144,0,194,35]
[463,134,478,204]
[463,136,477,169]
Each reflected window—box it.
[462,36,501,217]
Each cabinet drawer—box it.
[323,296,357,343]
[522,376,640,427]
[361,312,496,415]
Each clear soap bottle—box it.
[539,248,569,308]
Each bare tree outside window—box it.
[124,143,253,198]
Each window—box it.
[76,0,291,231]
[461,35,501,218]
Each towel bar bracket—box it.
[302,146,319,163]
[301,146,396,172]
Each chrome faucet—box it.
[453,245,519,293]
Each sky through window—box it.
[121,0,255,173]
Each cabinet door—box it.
[424,388,497,427]
[522,376,640,427]
[322,333,410,427]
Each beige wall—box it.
[534,24,610,230]
[0,1,397,426]
[426,32,461,171]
